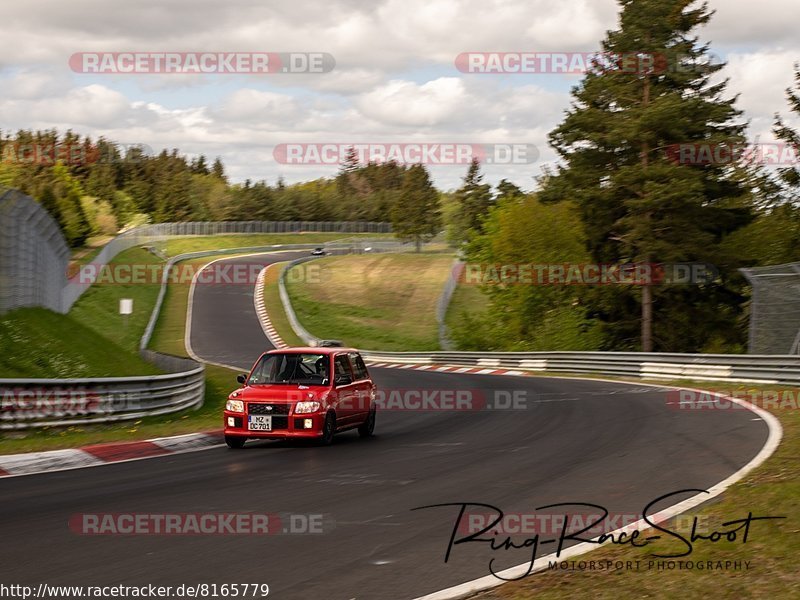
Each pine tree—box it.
[211,157,227,182]
[496,179,523,201]
[541,0,753,352]
[335,147,370,219]
[392,165,442,252]
[452,157,493,243]
[192,155,210,175]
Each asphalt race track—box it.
[0,252,771,599]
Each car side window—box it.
[350,353,368,380]
[334,355,352,384]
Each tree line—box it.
[0,133,441,247]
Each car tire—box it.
[225,435,246,449]
[358,408,376,438]
[320,412,336,446]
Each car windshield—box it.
[248,353,330,386]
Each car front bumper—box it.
[223,410,324,439]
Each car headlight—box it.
[294,401,321,414]
[226,399,245,413]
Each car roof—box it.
[265,346,359,355]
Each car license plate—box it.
[248,415,272,431]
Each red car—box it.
[223,347,377,448]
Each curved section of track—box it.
[0,252,772,600]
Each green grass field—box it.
[286,253,456,350]
[0,307,160,379]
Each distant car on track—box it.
[224,347,377,448]
[310,247,326,256]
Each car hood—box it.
[230,384,329,402]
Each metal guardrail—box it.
[436,260,465,350]
[0,351,205,430]
[358,351,800,385]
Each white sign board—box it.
[119,299,134,315]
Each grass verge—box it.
[0,308,159,379]
[286,253,455,351]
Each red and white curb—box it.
[254,265,289,349]
[0,431,223,478]
[365,362,529,378]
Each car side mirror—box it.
[335,374,352,387]
[237,374,247,385]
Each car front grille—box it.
[248,403,291,416]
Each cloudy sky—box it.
[1,0,798,190]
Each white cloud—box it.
[705,0,800,47]
[0,0,797,190]
[0,84,132,128]
[355,78,467,127]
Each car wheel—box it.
[358,408,376,438]
[320,412,336,446]
[225,435,246,449]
